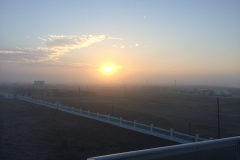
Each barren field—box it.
[0,96,177,159]
[1,84,239,159]
[39,85,240,139]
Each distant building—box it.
[209,89,232,96]
[197,89,232,97]
[179,88,196,94]
[34,81,45,89]
[197,89,210,96]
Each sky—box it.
[0,0,240,87]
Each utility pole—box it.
[189,122,191,135]
[217,97,220,139]
[33,85,34,98]
[14,83,15,97]
[124,84,126,98]
[78,87,80,105]
[175,80,176,92]
[42,89,44,100]
[112,106,113,116]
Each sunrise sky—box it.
[0,0,239,87]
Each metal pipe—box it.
[87,136,240,160]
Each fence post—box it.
[134,120,136,127]
[195,134,199,142]
[120,117,122,124]
[56,101,58,110]
[151,124,154,132]
[237,142,240,160]
[170,128,174,137]
[79,108,82,114]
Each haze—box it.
[0,1,239,87]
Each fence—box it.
[17,95,57,109]
[0,91,13,99]
[11,94,207,144]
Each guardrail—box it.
[87,136,240,160]
[0,91,13,99]
[0,93,208,143]
[17,95,57,109]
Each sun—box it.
[99,63,122,76]
[102,66,115,74]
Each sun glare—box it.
[102,66,114,73]
[100,63,122,76]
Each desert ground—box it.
[1,84,239,159]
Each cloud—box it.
[37,34,107,60]
[0,58,96,70]
[121,45,125,48]
[108,37,123,40]
[0,49,26,54]
[0,34,120,63]
[0,48,50,63]
[135,43,139,47]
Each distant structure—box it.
[209,89,232,96]
[196,89,210,96]
[180,88,232,97]
[179,88,196,94]
[197,89,228,96]
[34,81,45,89]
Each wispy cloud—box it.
[0,34,121,64]
[108,37,123,40]
[38,34,107,61]
[0,48,50,62]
